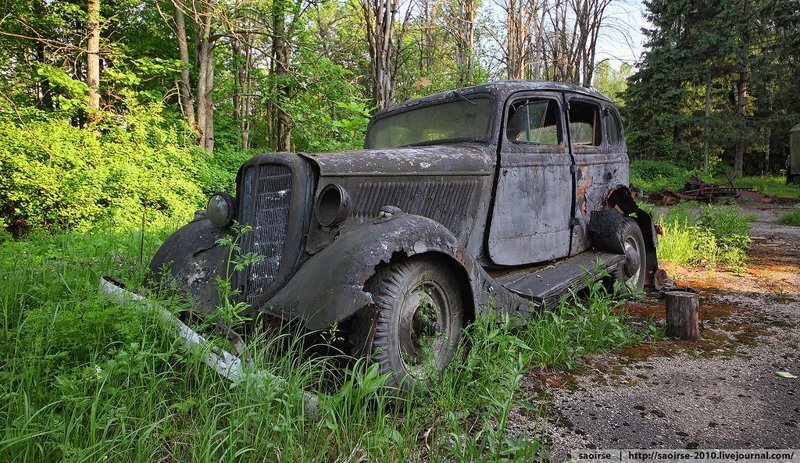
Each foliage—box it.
[0,228,649,461]
[655,203,751,270]
[779,208,800,227]
[624,0,800,174]
[629,160,688,192]
[0,100,206,235]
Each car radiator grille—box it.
[239,164,292,304]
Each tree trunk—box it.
[733,75,748,176]
[272,0,292,151]
[363,0,400,109]
[195,6,214,152]
[87,0,101,113]
[703,71,711,172]
[174,1,196,131]
[665,291,700,341]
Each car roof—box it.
[375,80,613,118]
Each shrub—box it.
[629,160,686,192]
[0,101,205,235]
[780,208,800,226]
[656,204,751,270]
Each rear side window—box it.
[506,99,561,146]
[605,109,622,147]
[568,101,601,147]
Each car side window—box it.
[605,109,622,147]
[506,99,561,146]
[568,101,601,148]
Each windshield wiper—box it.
[449,90,476,105]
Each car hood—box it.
[298,144,495,178]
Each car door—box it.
[566,95,629,255]
[487,93,574,265]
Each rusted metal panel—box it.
[299,145,494,178]
[266,212,520,331]
[148,216,229,315]
[488,155,573,264]
[567,98,629,256]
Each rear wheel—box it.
[594,216,647,292]
[352,256,464,395]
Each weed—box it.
[654,204,750,270]
[779,207,800,226]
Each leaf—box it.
[775,371,797,379]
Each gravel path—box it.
[515,205,800,462]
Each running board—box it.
[495,251,625,309]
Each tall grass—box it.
[654,203,751,270]
[0,230,646,461]
[780,207,800,226]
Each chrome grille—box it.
[239,164,292,303]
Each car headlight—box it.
[315,183,351,227]
[207,192,235,228]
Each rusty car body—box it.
[150,81,659,392]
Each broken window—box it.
[568,101,601,147]
[506,99,561,146]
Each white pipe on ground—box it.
[99,277,319,417]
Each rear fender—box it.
[264,212,519,331]
[605,185,659,284]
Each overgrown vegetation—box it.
[0,230,646,461]
[779,207,800,226]
[629,161,800,199]
[654,203,752,270]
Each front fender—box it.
[264,213,518,331]
[148,216,229,314]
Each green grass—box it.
[731,175,800,199]
[780,207,800,226]
[0,230,647,462]
[652,202,751,270]
[630,161,800,199]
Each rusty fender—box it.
[264,212,521,331]
[597,185,660,284]
[148,216,229,315]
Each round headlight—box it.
[315,183,351,227]
[207,192,235,228]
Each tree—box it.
[360,0,410,109]
[86,0,101,114]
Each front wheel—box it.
[352,256,464,395]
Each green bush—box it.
[629,160,686,192]
[0,101,204,235]
[656,204,751,270]
[779,208,800,226]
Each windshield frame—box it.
[364,92,498,149]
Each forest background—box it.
[1,0,799,235]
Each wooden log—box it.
[665,291,701,340]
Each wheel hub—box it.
[623,240,640,278]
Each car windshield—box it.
[366,97,493,149]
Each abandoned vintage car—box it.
[149,80,659,392]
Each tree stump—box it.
[665,291,700,340]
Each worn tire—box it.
[351,256,464,395]
[593,216,647,292]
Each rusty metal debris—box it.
[645,175,775,206]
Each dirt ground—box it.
[512,204,800,461]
